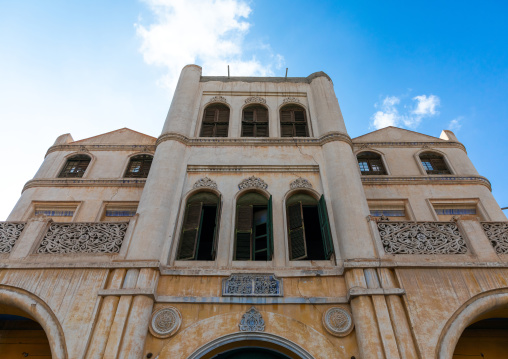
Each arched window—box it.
[58,154,91,178]
[419,152,451,174]
[234,192,273,261]
[357,152,387,175]
[177,192,221,260]
[280,105,309,137]
[242,105,269,137]
[286,193,333,260]
[200,104,230,137]
[124,154,153,178]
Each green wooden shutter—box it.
[178,202,203,260]
[318,195,334,259]
[211,196,222,260]
[267,196,273,260]
[235,205,253,260]
[288,202,307,260]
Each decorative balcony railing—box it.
[481,222,508,254]
[377,221,468,255]
[0,222,26,253]
[37,222,129,254]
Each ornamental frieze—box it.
[238,176,268,191]
[223,273,282,297]
[282,97,301,104]
[290,177,313,190]
[207,96,228,104]
[193,177,218,190]
[245,96,266,105]
[482,222,508,254]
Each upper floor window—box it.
[286,193,333,260]
[280,105,309,137]
[357,152,387,175]
[124,155,153,178]
[177,192,221,261]
[200,104,230,137]
[58,154,91,178]
[234,192,273,261]
[242,105,269,137]
[419,152,451,174]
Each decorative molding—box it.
[238,176,268,191]
[46,144,156,157]
[482,222,508,254]
[361,175,492,191]
[322,307,354,337]
[290,177,313,190]
[282,97,301,104]
[192,177,218,190]
[37,222,128,254]
[156,296,346,304]
[239,307,265,332]
[353,141,467,153]
[0,222,26,253]
[207,96,228,104]
[149,307,182,339]
[222,274,282,297]
[188,165,319,173]
[157,131,353,148]
[202,90,307,97]
[347,287,405,301]
[377,221,468,255]
[244,96,266,105]
[23,179,147,193]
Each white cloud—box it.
[448,116,463,131]
[136,0,284,91]
[370,94,440,130]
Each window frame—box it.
[427,198,490,222]
[57,153,93,178]
[356,150,389,175]
[26,201,82,222]
[241,104,269,137]
[199,103,231,138]
[416,150,454,175]
[279,104,310,138]
[123,154,154,178]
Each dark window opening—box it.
[280,105,309,137]
[419,152,451,174]
[58,155,91,178]
[242,105,269,137]
[200,104,230,137]
[357,152,387,175]
[302,206,326,260]
[196,205,217,260]
[124,155,153,178]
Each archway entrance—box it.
[0,305,52,359]
[211,347,291,359]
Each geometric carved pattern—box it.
[193,176,218,190]
[0,222,25,254]
[245,96,266,105]
[290,177,313,190]
[223,274,282,297]
[149,307,182,339]
[239,307,265,332]
[322,307,354,337]
[377,222,468,255]
[37,222,128,254]
[482,222,508,254]
[238,176,268,191]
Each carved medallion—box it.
[223,273,282,297]
[149,307,182,338]
[322,307,354,337]
[208,96,228,104]
[290,177,313,190]
[245,96,266,105]
[239,307,265,332]
[282,97,301,104]
[193,177,218,190]
[238,176,268,190]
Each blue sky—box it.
[0,0,507,219]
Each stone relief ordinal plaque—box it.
[222,273,282,297]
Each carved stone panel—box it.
[0,222,25,254]
[149,307,182,338]
[290,177,313,190]
[283,97,301,104]
[377,222,468,255]
[322,307,354,337]
[208,96,228,104]
[223,274,282,297]
[245,96,266,105]
[239,307,265,332]
[238,176,268,191]
[193,177,218,190]
[482,222,508,254]
[37,222,128,254]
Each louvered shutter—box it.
[235,205,253,260]
[242,123,255,137]
[211,197,222,260]
[318,195,334,260]
[267,196,273,260]
[255,107,269,137]
[177,203,202,260]
[288,202,307,260]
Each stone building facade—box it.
[1,65,507,359]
